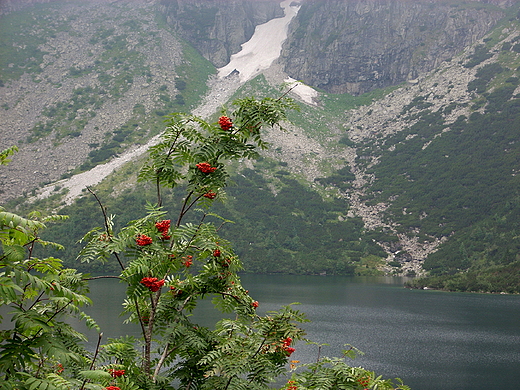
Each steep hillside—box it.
[0,0,287,201]
[233,10,520,284]
[157,0,284,67]
[324,15,520,288]
[0,0,214,200]
[280,0,515,94]
[2,0,520,290]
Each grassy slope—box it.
[4,2,520,290]
[365,16,520,292]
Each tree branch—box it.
[87,186,110,234]
[153,343,178,382]
[79,332,103,390]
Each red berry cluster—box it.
[136,234,153,246]
[109,369,125,378]
[106,387,121,390]
[218,116,233,131]
[196,162,217,173]
[252,300,259,309]
[213,248,221,257]
[203,191,217,199]
[357,376,370,389]
[220,258,231,268]
[140,277,165,292]
[281,337,295,356]
[287,380,298,390]
[155,219,171,240]
[182,255,193,267]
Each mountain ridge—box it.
[1,0,520,287]
[280,0,514,95]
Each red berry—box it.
[136,234,153,246]
[203,191,217,199]
[218,116,233,131]
[196,162,217,173]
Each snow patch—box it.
[285,77,318,105]
[218,0,300,83]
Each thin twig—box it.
[155,127,182,206]
[83,275,121,280]
[113,252,125,271]
[316,344,322,365]
[79,332,103,390]
[223,376,234,390]
[153,343,178,381]
[86,187,110,234]
[175,190,197,227]
[156,175,162,207]
[26,291,45,311]
[86,186,125,270]
[276,83,298,102]
[133,296,147,342]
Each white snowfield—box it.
[218,0,298,82]
[284,77,318,106]
[218,0,317,105]
[34,0,318,205]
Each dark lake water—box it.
[4,274,519,389]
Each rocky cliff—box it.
[157,0,284,67]
[4,0,511,96]
[280,0,512,94]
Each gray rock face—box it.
[280,0,509,95]
[157,0,284,67]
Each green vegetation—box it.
[0,96,409,389]
[288,84,401,145]
[467,63,504,93]
[367,98,520,236]
[38,163,384,277]
[227,75,399,149]
[168,41,215,111]
[464,44,493,68]
[417,197,520,284]
[4,0,520,300]
[72,37,214,172]
[322,84,402,112]
[15,74,386,278]
[314,166,356,191]
[21,18,158,145]
[29,86,104,142]
[356,29,520,289]
[4,1,216,174]
[213,170,384,275]
[0,146,18,166]
[406,261,520,293]
[0,3,70,83]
